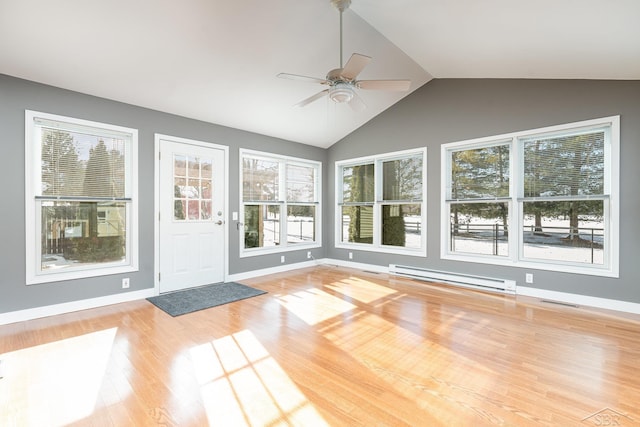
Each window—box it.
[240,150,321,256]
[442,116,619,277]
[25,111,138,284]
[336,149,427,255]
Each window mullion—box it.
[511,137,520,263]
[373,160,381,247]
[279,160,287,247]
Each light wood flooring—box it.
[1,265,639,426]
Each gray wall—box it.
[0,74,326,313]
[3,75,639,314]
[327,79,640,304]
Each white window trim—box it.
[335,147,428,257]
[440,116,620,278]
[239,149,322,258]
[25,110,139,284]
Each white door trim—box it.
[153,133,229,295]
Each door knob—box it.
[215,220,224,225]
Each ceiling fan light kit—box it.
[329,82,354,103]
[277,0,410,110]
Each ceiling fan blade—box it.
[356,80,411,91]
[348,91,366,112]
[341,53,371,81]
[294,89,330,108]
[277,73,330,85]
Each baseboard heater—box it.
[389,264,517,294]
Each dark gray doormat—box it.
[147,282,267,317]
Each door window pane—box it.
[174,155,213,221]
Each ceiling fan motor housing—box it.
[327,68,351,83]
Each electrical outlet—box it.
[307,251,312,259]
[122,278,130,289]
[281,255,285,263]
[525,273,533,284]
[348,252,353,260]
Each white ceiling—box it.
[1,1,639,148]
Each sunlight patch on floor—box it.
[277,288,356,325]
[325,277,397,304]
[190,329,328,427]
[0,327,118,426]
[322,307,500,417]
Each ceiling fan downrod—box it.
[331,0,351,68]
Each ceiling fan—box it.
[277,0,411,111]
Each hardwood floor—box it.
[1,265,639,426]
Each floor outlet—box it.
[348,252,353,260]
[525,273,533,284]
[281,255,285,263]
[307,251,312,259]
[122,278,130,289]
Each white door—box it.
[158,137,226,293]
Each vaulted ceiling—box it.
[1,0,638,148]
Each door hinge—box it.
[158,211,161,221]
[158,272,161,281]
[159,151,161,160]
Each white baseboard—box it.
[227,259,321,282]
[318,258,389,274]
[0,288,156,326]
[517,286,640,315]
[3,260,640,325]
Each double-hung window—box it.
[240,149,321,256]
[25,111,138,284]
[442,116,619,277]
[336,148,427,255]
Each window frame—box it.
[335,148,428,257]
[239,149,322,257]
[25,110,139,284]
[441,116,620,277]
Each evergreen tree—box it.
[83,140,113,238]
[41,129,82,196]
[523,132,604,243]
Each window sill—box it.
[27,264,138,285]
[335,243,427,258]
[440,252,618,278]
[240,242,321,258]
